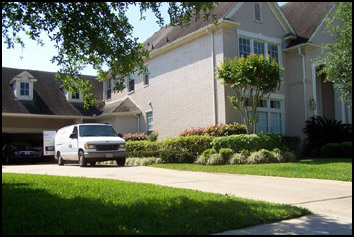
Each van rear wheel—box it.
[116,158,126,167]
[78,151,87,167]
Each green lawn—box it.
[2,173,311,235]
[150,158,352,182]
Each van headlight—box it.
[84,144,96,149]
[119,143,126,150]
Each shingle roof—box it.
[143,2,238,52]
[101,97,141,115]
[2,67,102,116]
[280,2,333,39]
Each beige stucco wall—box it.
[96,115,138,136]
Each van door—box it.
[67,126,79,160]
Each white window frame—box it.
[9,71,37,101]
[106,78,112,101]
[241,93,285,134]
[146,111,153,135]
[254,2,262,23]
[20,82,30,96]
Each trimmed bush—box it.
[321,143,340,158]
[161,135,213,155]
[219,148,234,164]
[212,132,282,152]
[123,133,149,141]
[206,154,223,165]
[281,135,301,153]
[179,123,247,137]
[340,142,352,158]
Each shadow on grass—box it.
[2,181,310,235]
[298,158,352,165]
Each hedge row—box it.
[321,142,352,158]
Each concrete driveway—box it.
[2,163,352,235]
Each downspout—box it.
[298,47,308,121]
[134,113,140,133]
[206,27,218,125]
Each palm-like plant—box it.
[303,116,352,156]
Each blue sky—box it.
[2,3,287,76]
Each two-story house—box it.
[2,2,352,145]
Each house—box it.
[2,2,352,146]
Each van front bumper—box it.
[84,151,126,160]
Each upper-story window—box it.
[239,37,280,64]
[239,38,250,58]
[20,82,30,96]
[106,78,112,100]
[254,2,262,22]
[9,71,37,100]
[143,68,149,86]
[128,75,135,93]
[146,111,153,135]
[72,91,80,100]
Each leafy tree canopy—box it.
[217,54,284,134]
[317,2,352,106]
[2,2,218,108]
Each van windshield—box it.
[79,125,118,137]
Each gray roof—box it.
[144,2,334,51]
[280,2,333,39]
[100,97,141,115]
[1,67,139,117]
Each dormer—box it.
[9,71,37,100]
[59,85,83,103]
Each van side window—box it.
[71,127,78,137]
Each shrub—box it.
[248,149,277,164]
[148,131,159,142]
[161,135,213,156]
[340,142,352,158]
[321,143,340,158]
[219,148,234,164]
[179,123,247,137]
[159,150,195,163]
[202,148,217,158]
[281,135,301,153]
[229,152,248,164]
[212,132,282,152]
[206,153,223,165]
[123,133,149,141]
[303,116,352,156]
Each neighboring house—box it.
[2,2,352,145]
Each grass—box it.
[2,173,311,235]
[150,158,352,182]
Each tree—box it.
[217,54,284,134]
[2,2,218,108]
[317,2,352,106]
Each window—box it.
[254,2,262,22]
[253,40,265,56]
[239,38,250,58]
[107,78,112,100]
[72,91,80,100]
[128,75,135,92]
[146,111,153,135]
[239,37,280,65]
[20,82,29,96]
[144,67,149,86]
[241,97,284,134]
[268,43,279,63]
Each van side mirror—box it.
[118,133,123,138]
[70,133,77,139]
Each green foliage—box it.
[303,116,352,156]
[317,2,352,105]
[148,131,159,142]
[340,142,352,158]
[212,132,282,153]
[321,143,340,158]
[2,2,218,109]
[281,135,301,153]
[217,54,284,134]
[219,148,234,164]
[179,123,247,137]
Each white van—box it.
[54,123,126,167]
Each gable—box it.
[227,2,290,39]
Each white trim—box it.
[224,2,244,19]
[237,29,282,44]
[283,42,320,52]
[298,47,308,121]
[309,5,336,42]
[268,2,296,35]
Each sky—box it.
[2,2,287,76]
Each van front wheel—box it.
[78,151,87,167]
[58,152,65,166]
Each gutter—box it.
[298,47,308,121]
